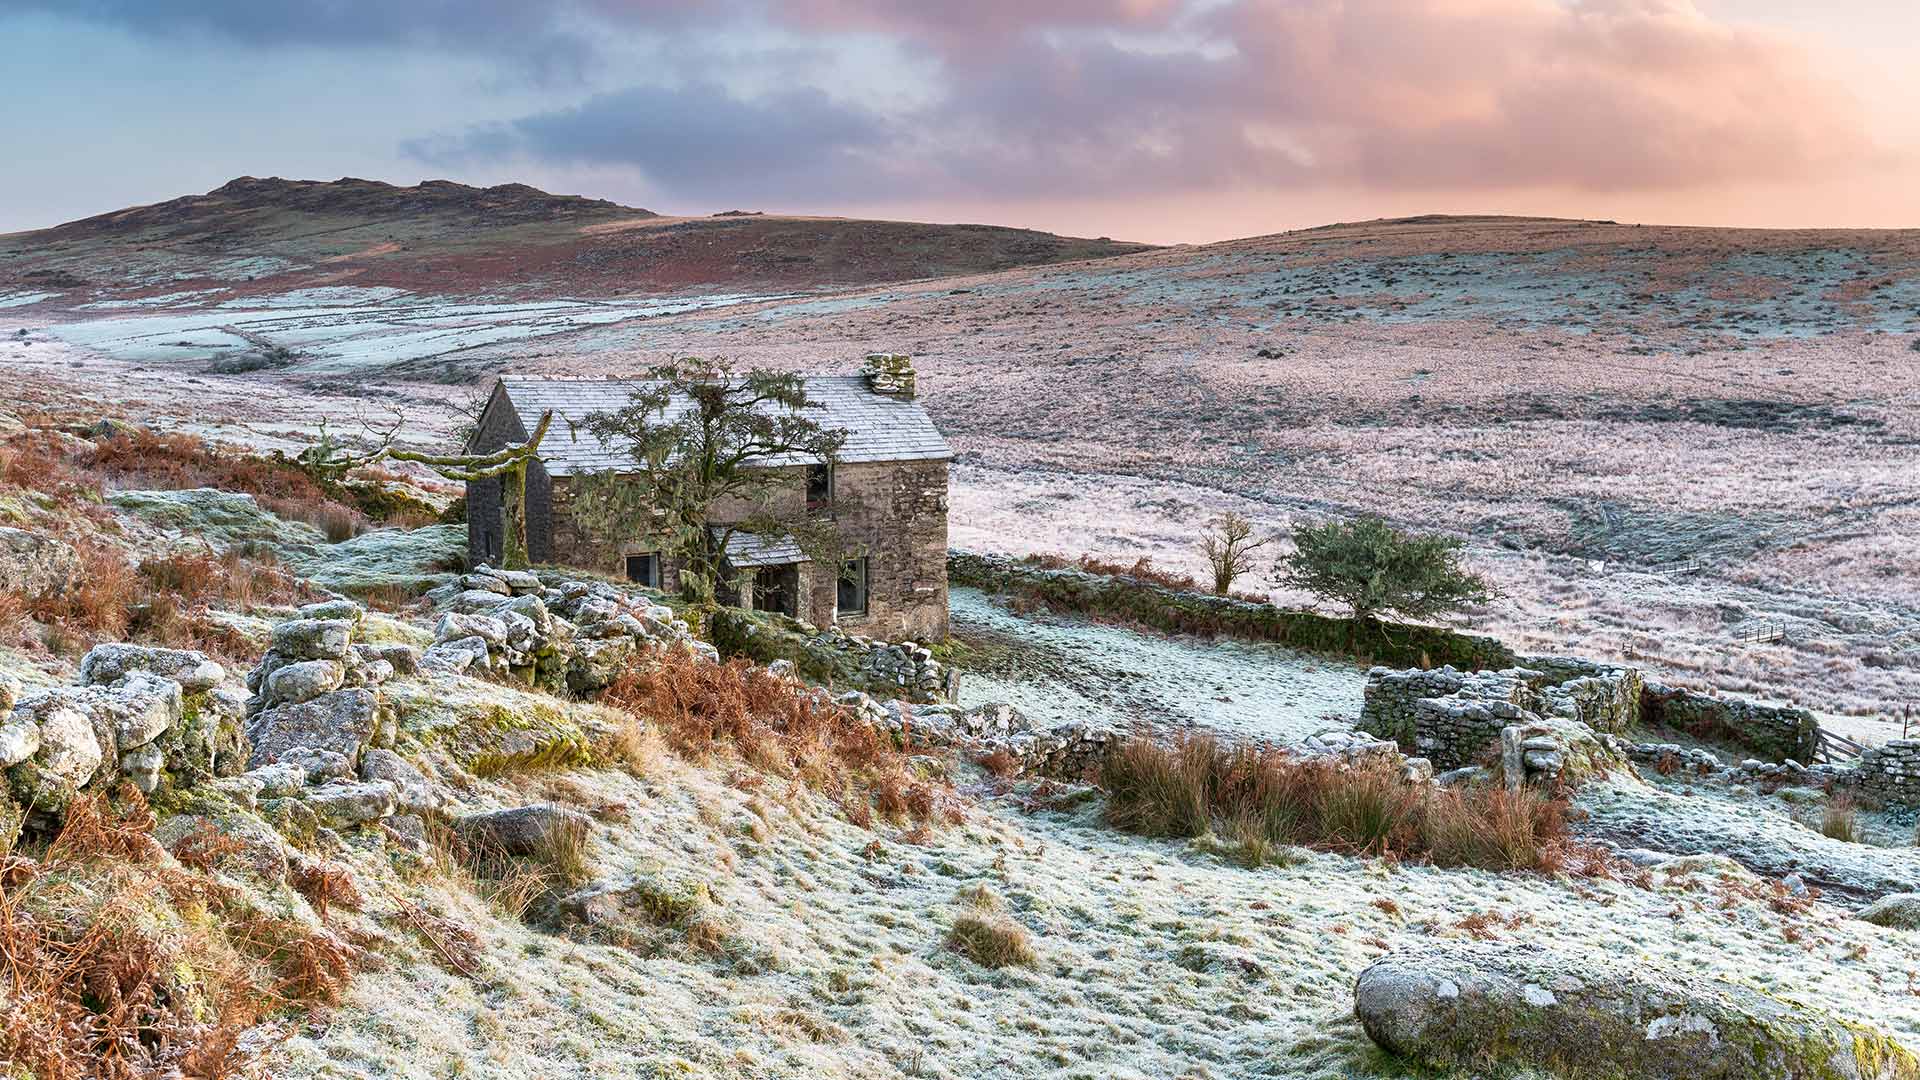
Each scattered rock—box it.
[1858,894,1920,931]
[246,688,381,770]
[0,526,79,598]
[303,780,398,826]
[358,748,446,815]
[79,643,226,693]
[1355,942,1919,1079]
[269,619,354,662]
[453,803,591,858]
[263,659,346,707]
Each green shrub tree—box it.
[1276,515,1491,625]
[570,357,848,617]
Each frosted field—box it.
[264,750,1920,1080]
[40,288,802,375]
[951,587,1365,745]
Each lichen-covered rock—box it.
[359,748,446,815]
[246,688,381,769]
[269,619,354,662]
[1493,714,1632,791]
[26,702,103,790]
[302,780,398,826]
[0,714,40,767]
[79,643,226,693]
[0,525,79,597]
[1355,942,1920,1079]
[420,635,490,676]
[453,803,591,858]
[297,599,367,625]
[436,612,507,647]
[120,742,165,793]
[1858,894,1920,931]
[0,791,22,855]
[263,659,346,707]
[157,811,291,882]
[386,675,603,777]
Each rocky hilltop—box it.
[0,177,1151,299]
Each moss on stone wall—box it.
[950,551,1514,672]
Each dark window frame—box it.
[624,552,661,588]
[805,462,834,513]
[837,556,869,616]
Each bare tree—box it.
[385,411,554,569]
[1200,512,1273,596]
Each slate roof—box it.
[722,531,808,568]
[497,376,951,477]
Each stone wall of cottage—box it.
[541,459,948,642]
[463,393,553,567]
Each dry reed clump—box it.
[946,910,1037,969]
[0,790,363,1079]
[1820,795,1862,843]
[1101,735,1571,873]
[3,541,316,663]
[601,651,960,828]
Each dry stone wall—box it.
[1640,681,1819,765]
[1849,741,1920,805]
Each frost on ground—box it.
[951,586,1364,745]
[267,749,1920,1080]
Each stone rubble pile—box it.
[808,625,955,704]
[3,644,248,841]
[230,600,449,831]
[1360,660,1657,787]
[422,564,714,694]
[823,688,1120,781]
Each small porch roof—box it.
[722,531,808,569]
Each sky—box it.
[1,0,1915,244]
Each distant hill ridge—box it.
[36,176,654,241]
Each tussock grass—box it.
[1821,796,1862,843]
[439,813,594,922]
[946,910,1036,969]
[603,651,960,828]
[1101,735,1571,873]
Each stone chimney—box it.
[861,352,916,398]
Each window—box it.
[837,557,869,616]
[806,463,833,512]
[624,552,660,588]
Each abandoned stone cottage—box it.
[463,356,952,640]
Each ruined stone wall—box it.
[1845,740,1920,806]
[1360,667,1536,769]
[1360,660,1643,770]
[1640,682,1819,764]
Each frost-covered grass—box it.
[265,749,1920,1080]
[281,523,465,595]
[950,587,1364,743]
